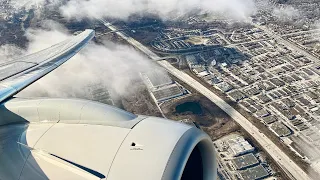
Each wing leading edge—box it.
[0,29,95,103]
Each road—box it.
[101,20,313,180]
[255,24,319,63]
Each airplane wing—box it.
[0,30,217,180]
[0,29,95,103]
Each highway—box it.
[101,20,312,180]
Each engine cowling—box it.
[0,98,217,180]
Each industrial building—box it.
[141,71,187,104]
[143,70,173,90]
[83,83,114,105]
[240,165,269,180]
[214,133,273,180]
[270,122,291,137]
[261,115,278,124]
[227,136,255,157]
[152,84,184,102]
[233,153,259,170]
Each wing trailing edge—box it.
[0,29,95,103]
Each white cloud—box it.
[0,44,25,63]
[60,0,257,21]
[13,22,168,98]
[7,0,257,21]
[9,0,60,10]
[273,6,300,22]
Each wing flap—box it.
[0,29,95,103]
[0,62,37,81]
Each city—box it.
[1,0,320,179]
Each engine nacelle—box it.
[0,98,217,180]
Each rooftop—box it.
[240,165,269,180]
[270,122,291,137]
[152,84,184,102]
[227,136,255,156]
[145,70,173,88]
[233,153,259,170]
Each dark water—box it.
[175,101,203,115]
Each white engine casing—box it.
[0,98,217,180]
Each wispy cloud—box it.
[59,0,256,21]
[0,44,25,63]
[13,21,167,98]
[273,6,300,22]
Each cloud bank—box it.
[273,6,300,22]
[0,45,25,63]
[8,0,257,21]
[9,0,60,10]
[60,0,256,21]
[0,21,167,98]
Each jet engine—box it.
[0,98,217,180]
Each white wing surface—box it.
[0,29,95,103]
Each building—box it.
[186,55,201,68]
[217,82,233,92]
[240,165,269,180]
[261,115,277,124]
[152,84,184,102]
[270,122,291,137]
[143,70,173,90]
[233,153,259,170]
[227,136,255,157]
[83,83,114,105]
[141,70,187,103]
